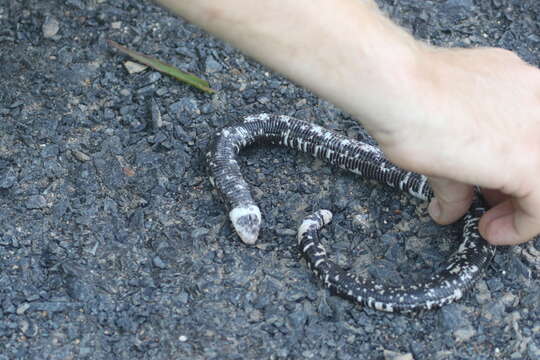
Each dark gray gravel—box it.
[1,0,539,359]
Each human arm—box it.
[154,0,540,245]
[154,0,421,126]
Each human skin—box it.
[154,0,540,245]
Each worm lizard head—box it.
[229,205,262,245]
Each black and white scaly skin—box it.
[298,205,493,312]
[207,114,495,312]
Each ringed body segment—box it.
[207,114,495,312]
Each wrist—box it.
[315,7,428,132]
[155,0,427,133]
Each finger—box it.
[479,196,540,245]
[427,177,474,225]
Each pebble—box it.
[169,97,200,118]
[16,303,31,315]
[42,16,60,38]
[275,228,296,236]
[529,343,540,358]
[445,0,473,8]
[439,304,473,336]
[205,56,222,73]
[352,213,370,230]
[150,98,163,129]
[25,195,47,209]
[481,300,506,323]
[474,280,491,304]
[152,256,167,269]
[288,309,308,329]
[285,289,307,302]
[383,350,414,360]
[72,150,91,162]
[454,326,476,342]
[0,168,17,189]
[20,319,38,337]
[248,309,263,323]
[123,61,147,74]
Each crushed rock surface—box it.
[0,0,539,359]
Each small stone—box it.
[275,228,296,236]
[500,293,519,308]
[145,72,162,85]
[175,46,196,58]
[248,309,263,323]
[257,96,270,104]
[352,213,370,230]
[20,319,38,337]
[179,335,188,342]
[66,0,85,9]
[118,91,131,101]
[440,304,469,330]
[435,351,454,360]
[288,310,308,329]
[150,98,162,129]
[177,291,189,304]
[205,56,222,73]
[169,98,200,117]
[454,326,476,342]
[8,100,23,109]
[474,280,491,304]
[111,21,122,29]
[21,320,30,333]
[156,87,168,96]
[41,144,59,158]
[486,277,504,292]
[0,235,13,246]
[3,299,15,314]
[285,289,306,302]
[383,350,414,360]
[0,168,17,189]
[42,16,60,38]
[72,150,91,162]
[137,85,155,96]
[103,108,115,121]
[79,347,92,357]
[152,256,167,269]
[191,228,209,240]
[442,0,474,12]
[16,302,31,315]
[123,61,147,74]
[295,99,307,107]
[26,195,47,209]
[529,342,540,358]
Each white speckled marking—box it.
[209,114,495,313]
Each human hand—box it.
[370,47,540,245]
[153,0,540,245]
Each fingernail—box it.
[428,198,441,221]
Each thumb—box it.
[427,177,474,225]
[479,195,540,245]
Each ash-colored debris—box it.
[0,0,538,359]
[123,60,147,74]
[42,16,60,38]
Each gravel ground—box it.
[1,0,539,359]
